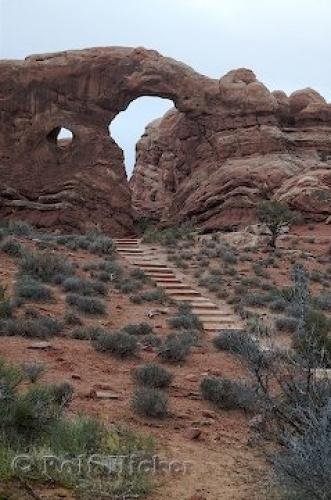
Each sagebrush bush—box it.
[20,250,74,283]
[158,334,191,362]
[133,363,173,388]
[212,330,251,352]
[168,311,202,331]
[22,361,46,383]
[132,387,168,418]
[133,289,166,303]
[275,315,299,332]
[122,323,153,336]
[94,331,138,358]
[116,278,142,294]
[200,376,256,411]
[62,276,107,296]
[71,326,106,341]
[66,293,106,315]
[141,334,162,348]
[0,315,63,339]
[15,275,53,302]
[1,237,23,257]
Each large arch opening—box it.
[110,97,173,178]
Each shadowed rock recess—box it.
[1,47,330,235]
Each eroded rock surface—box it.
[0,47,211,234]
[131,71,331,230]
[1,48,330,234]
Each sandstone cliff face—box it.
[1,48,330,234]
[131,70,331,230]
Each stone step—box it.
[152,277,182,283]
[200,316,238,323]
[194,309,235,316]
[157,283,190,289]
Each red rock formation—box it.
[131,72,331,230]
[1,48,330,234]
[0,47,211,235]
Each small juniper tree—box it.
[257,200,298,248]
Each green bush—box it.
[94,331,139,358]
[66,293,106,315]
[0,315,63,339]
[116,278,142,294]
[71,326,106,341]
[133,363,173,388]
[0,358,155,497]
[20,250,74,283]
[200,376,256,411]
[158,334,191,362]
[168,312,202,331]
[213,330,250,352]
[132,387,168,418]
[122,323,153,336]
[1,238,23,257]
[22,362,46,383]
[15,275,53,302]
[275,316,299,332]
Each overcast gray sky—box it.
[1,0,330,175]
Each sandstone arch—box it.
[0,47,330,234]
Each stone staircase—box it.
[114,238,243,335]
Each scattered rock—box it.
[27,342,53,350]
[90,389,121,400]
[184,427,202,440]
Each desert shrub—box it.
[22,362,46,383]
[179,329,201,347]
[200,377,256,411]
[132,387,168,418]
[66,293,106,315]
[294,309,331,366]
[0,315,63,339]
[271,404,331,500]
[130,268,150,282]
[15,275,53,302]
[129,294,143,304]
[168,311,202,331]
[116,278,142,294]
[133,363,173,388]
[62,276,93,295]
[54,231,116,256]
[1,237,23,257]
[139,289,166,303]
[94,331,138,358]
[220,250,237,264]
[158,334,191,362]
[310,270,324,283]
[252,262,269,278]
[257,200,298,248]
[7,220,33,236]
[241,276,261,287]
[269,298,287,312]
[244,292,269,307]
[0,358,154,497]
[141,334,162,348]
[122,323,153,336]
[0,286,14,319]
[213,330,251,352]
[313,291,331,311]
[20,250,74,283]
[275,315,299,332]
[71,326,106,341]
[142,224,193,246]
[64,311,83,326]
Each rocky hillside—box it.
[131,69,331,231]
